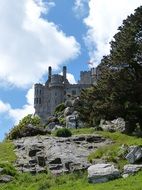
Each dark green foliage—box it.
[76,6,142,133]
[59,117,65,125]
[54,103,65,114]
[0,163,17,176]
[7,114,42,140]
[55,128,72,137]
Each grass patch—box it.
[51,127,96,137]
[88,131,142,169]
[71,127,96,135]
[0,171,142,190]
[97,131,142,146]
[0,140,16,164]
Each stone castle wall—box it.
[34,66,98,121]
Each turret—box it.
[48,66,52,82]
[63,66,67,81]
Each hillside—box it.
[0,129,142,190]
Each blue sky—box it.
[0,0,141,141]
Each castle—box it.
[34,66,99,122]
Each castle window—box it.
[40,89,41,94]
[39,98,41,104]
[36,98,38,104]
[64,91,66,95]
[55,92,57,96]
[72,90,76,95]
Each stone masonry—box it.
[34,66,99,122]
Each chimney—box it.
[48,66,52,82]
[63,66,67,81]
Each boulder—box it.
[47,122,56,131]
[65,100,72,107]
[66,115,77,129]
[123,164,142,175]
[125,146,142,164]
[72,111,79,118]
[18,124,50,138]
[0,168,4,174]
[0,175,13,183]
[100,118,125,133]
[64,107,74,117]
[88,164,120,183]
[51,125,63,132]
[72,97,80,108]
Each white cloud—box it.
[0,0,80,88]
[66,73,77,84]
[0,86,34,124]
[73,0,88,18]
[60,72,77,84]
[0,101,11,113]
[84,0,142,66]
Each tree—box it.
[77,6,142,132]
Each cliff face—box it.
[14,134,110,174]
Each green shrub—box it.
[0,163,17,176]
[54,103,65,114]
[56,128,72,137]
[7,114,42,140]
[59,117,65,125]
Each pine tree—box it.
[77,6,142,133]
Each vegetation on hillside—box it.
[77,6,142,133]
[6,114,42,140]
[0,171,142,190]
[1,129,142,190]
[55,128,72,137]
[88,131,142,169]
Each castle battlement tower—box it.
[34,66,98,122]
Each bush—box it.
[54,103,65,114]
[59,117,65,125]
[0,163,17,176]
[55,128,72,137]
[7,114,42,140]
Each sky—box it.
[0,0,141,141]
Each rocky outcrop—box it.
[14,134,110,174]
[123,164,142,176]
[64,97,84,129]
[16,124,51,138]
[0,168,14,183]
[0,175,13,183]
[125,146,142,164]
[99,118,126,133]
[88,164,120,183]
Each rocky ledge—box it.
[14,134,111,175]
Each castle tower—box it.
[49,74,64,114]
[63,66,67,82]
[48,66,52,82]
